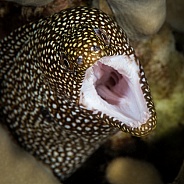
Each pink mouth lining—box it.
[79,55,150,128]
[94,62,129,105]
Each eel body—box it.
[0,7,156,180]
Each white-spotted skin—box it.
[0,7,156,180]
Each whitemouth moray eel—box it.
[0,7,156,180]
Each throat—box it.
[94,63,128,105]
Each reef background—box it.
[0,0,184,184]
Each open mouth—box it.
[79,55,150,129]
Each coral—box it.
[0,125,61,184]
[94,0,166,40]
[106,157,163,184]
[135,25,184,138]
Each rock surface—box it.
[0,126,61,184]
[106,157,163,184]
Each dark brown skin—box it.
[0,7,156,181]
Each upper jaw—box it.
[79,54,156,136]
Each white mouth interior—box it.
[79,55,150,128]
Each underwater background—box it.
[0,0,183,184]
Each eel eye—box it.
[91,45,100,52]
[77,56,83,65]
[94,28,110,46]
